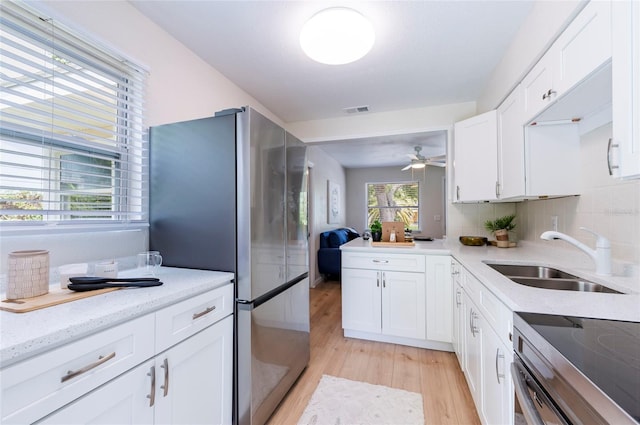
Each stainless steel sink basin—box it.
[485,262,622,294]
[509,277,622,294]
[486,263,578,279]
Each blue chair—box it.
[317,227,360,278]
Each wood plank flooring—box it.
[267,280,481,425]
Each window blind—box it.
[0,0,147,228]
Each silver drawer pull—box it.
[147,365,156,407]
[193,305,216,320]
[372,259,389,264]
[161,358,169,397]
[61,351,116,383]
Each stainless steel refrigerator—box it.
[149,107,310,425]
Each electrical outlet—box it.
[434,215,441,222]
[551,215,558,231]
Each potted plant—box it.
[484,214,516,247]
[370,220,382,242]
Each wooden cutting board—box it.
[1,287,120,313]
[371,241,416,247]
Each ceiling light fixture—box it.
[300,7,375,65]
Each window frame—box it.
[366,180,421,231]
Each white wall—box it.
[1,0,284,273]
[345,166,446,238]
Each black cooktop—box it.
[517,312,640,422]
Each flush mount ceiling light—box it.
[300,7,375,65]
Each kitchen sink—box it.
[486,263,578,279]
[485,262,622,294]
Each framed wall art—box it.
[327,180,340,224]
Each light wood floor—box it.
[267,280,481,425]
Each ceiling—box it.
[130,0,534,168]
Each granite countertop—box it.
[0,267,234,368]
[342,238,640,322]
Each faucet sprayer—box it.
[540,227,612,276]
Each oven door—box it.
[512,356,570,425]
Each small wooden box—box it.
[381,222,405,242]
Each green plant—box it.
[484,214,516,233]
[370,219,382,233]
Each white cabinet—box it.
[3,283,234,425]
[497,86,526,200]
[341,251,453,350]
[453,110,498,202]
[451,259,465,370]
[522,1,612,124]
[40,317,233,425]
[341,267,426,340]
[611,0,640,179]
[456,266,514,425]
[425,255,452,343]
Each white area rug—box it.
[297,375,424,425]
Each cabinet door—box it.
[453,110,498,202]
[497,86,525,199]
[612,0,640,179]
[154,315,233,425]
[382,271,426,339]
[552,0,611,96]
[479,316,514,425]
[425,256,451,343]
[522,53,554,123]
[341,268,382,333]
[463,293,483,409]
[452,272,465,371]
[38,360,155,424]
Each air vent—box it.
[343,105,370,114]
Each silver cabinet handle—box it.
[382,272,386,288]
[147,365,156,407]
[161,358,169,397]
[470,310,479,336]
[456,185,460,201]
[376,271,380,288]
[372,259,389,264]
[193,305,216,320]
[495,348,505,383]
[607,138,620,175]
[455,289,461,307]
[495,181,500,198]
[541,89,556,101]
[61,352,116,383]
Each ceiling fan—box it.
[401,146,446,170]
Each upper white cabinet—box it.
[454,110,499,202]
[497,86,526,199]
[611,0,640,179]
[523,0,612,124]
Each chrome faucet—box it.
[540,227,612,276]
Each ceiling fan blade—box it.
[406,153,418,160]
[428,154,447,160]
[426,161,446,167]
[401,164,412,171]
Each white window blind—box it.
[0,0,147,228]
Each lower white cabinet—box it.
[341,251,452,351]
[342,268,426,340]
[2,283,234,425]
[458,268,514,425]
[39,315,233,425]
[451,259,465,369]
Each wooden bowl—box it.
[459,236,488,246]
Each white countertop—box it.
[342,238,640,322]
[0,267,234,367]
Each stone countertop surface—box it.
[341,238,640,322]
[0,267,234,368]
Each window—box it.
[0,1,147,228]
[367,182,419,230]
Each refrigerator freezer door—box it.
[149,115,236,271]
[236,277,310,425]
[237,109,287,302]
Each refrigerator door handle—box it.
[236,272,308,310]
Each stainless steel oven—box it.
[512,312,639,425]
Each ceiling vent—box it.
[343,105,370,114]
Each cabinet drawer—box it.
[342,252,425,273]
[155,283,233,353]
[1,314,155,424]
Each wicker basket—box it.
[7,250,50,300]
